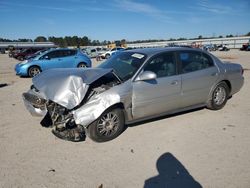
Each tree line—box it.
[1,32,249,47]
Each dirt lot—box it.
[0,50,250,188]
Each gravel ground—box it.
[0,50,250,188]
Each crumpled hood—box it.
[32,68,113,109]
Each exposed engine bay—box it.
[23,72,121,142]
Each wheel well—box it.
[102,103,125,118]
[78,62,87,67]
[208,80,232,104]
[221,80,232,93]
[105,103,125,112]
[85,102,126,129]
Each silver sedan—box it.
[23,47,244,142]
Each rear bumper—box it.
[230,77,244,96]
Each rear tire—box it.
[28,66,41,77]
[105,54,110,59]
[18,56,24,61]
[86,108,125,142]
[207,82,229,110]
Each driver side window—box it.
[144,52,176,78]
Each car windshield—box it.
[34,49,53,60]
[98,52,147,81]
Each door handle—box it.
[171,80,178,85]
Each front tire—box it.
[207,82,229,110]
[105,54,110,59]
[28,66,41,77]
[18,56,24,61]
[86,108,125,142]
[77,62,87,68]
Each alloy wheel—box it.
[97,112,119,137]
[213,86,226,105]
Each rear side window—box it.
[179,51,214,73]
[63,49,77,57]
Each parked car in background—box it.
[26,49,49,60]
[217,44,230,51]
[240,43,250,51]
[203,44,217,51]
[84,47,107,58]
[9,49,22,58]
[22,47,244,142]
[13,48,43,61]
[0,48,5,54]
[15,48,91,77]
[100,47,125,59]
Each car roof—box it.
[33,48,78,59]
[126,47,203,57]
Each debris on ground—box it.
[0,83,8,88]
[48,168,56,172]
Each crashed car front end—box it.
[22,68,128,142]
[23,88,47,117]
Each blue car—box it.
[15,48,92,77]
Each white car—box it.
[100,47,125,59]
[84,47,108,58]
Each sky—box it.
[0,0,249,41]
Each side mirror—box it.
[135,71,157,81]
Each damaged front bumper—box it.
[22,90,86,141]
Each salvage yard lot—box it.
[0,50,250,188]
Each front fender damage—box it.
[73,90,121,127]
[22,68,130,142]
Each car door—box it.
[38,50,64,70]
[59,49,77,68]
[178,51,219,107]
[132,52,182,119]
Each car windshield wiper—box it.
[112,69,123,83]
